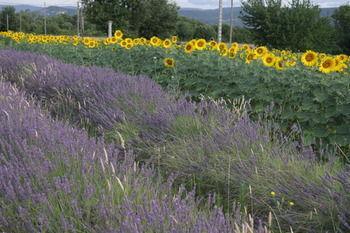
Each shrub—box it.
[1,50,350,232]
[0,81,268,232]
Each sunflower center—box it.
[305,53,315,62]
[322,60,332,68]
[266,57,273,63]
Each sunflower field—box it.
[2,30,349,154]
[1,29,350,233]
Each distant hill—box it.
[179,7,338,27]
[0,4,338,25]
[0,4,75,16]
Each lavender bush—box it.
[0,81,270,232]
[0,49,349,232]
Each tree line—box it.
[0,0,349,54]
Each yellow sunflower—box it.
[114,30,123,39]
[150,36,160,46]
[255,46,268,57]
[120,40,128,48]
[245,52,257,64]
[218,42,228,52]
[163,39,172,49]
[87,40,97,49]
[274,57,284,71]
[195,39,207,50]
[319,56,336,74]
[301,50,318,67]
[110,37,118,44]
[334,59,348,73]
[209,40,217,48]
[262,53,276,67]
[171,36,178,43]
[184,42,194,54]
[164,58,175,68]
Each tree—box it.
[333,5,350,54]
[0,6,17,31]
[240,0,338,53]
[81,0,177,38]
[139,0,177,38]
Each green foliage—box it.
[241,0,339,53]
[333,4,350,54]
[81,0,178,38]
[213,24,253,43]
[0,7,104,36]
[0,6,17,31]
[8,43,350,157]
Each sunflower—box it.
[87,40,97,49]
[209,40,217,48]
[319,56,336,73]
[274,57,284,71]
[242,44,251,51]
[301,50,318,67]
[262,53,276,67]
[255,46,268,57]
[82,37,90,45]
[140,38,147,44]
[133,38,140,45]
[171,36,178,43]
[334,59,348,72]
[184,42,194,54]
[125,43,133,50]
[163,39,172,49]
[110,37,118,44]
[218,42,228,52]
[287,60,297,67]
[195,39,207,50]
[150,36,160,46]
[245,52,257,64]
[164,58,175,68]
[228,47,239,58]
[114,30,123,39]
[336,54,349,63]
[120,40,127,48]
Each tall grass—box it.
[0,49,349,232]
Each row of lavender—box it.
[0,81,267,232]
[0,50,349,232]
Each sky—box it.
[0,0,349,8]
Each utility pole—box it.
[108,20,113,38]
[218,0,223,43]
[44,2,47,35]
[77,1,80,36]
[81,3,85,35]
[19,12,22,32]
[229,0,234,44]
[6,14,9,31]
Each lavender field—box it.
[0,49,349,233]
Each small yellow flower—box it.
[289,201,295,206]
[270,191,276,197]
[163,58,175,68]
